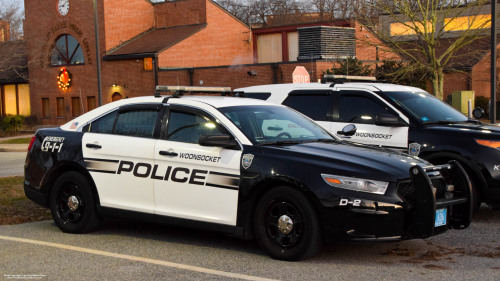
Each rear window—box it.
[284,95,332,121]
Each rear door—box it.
[282,90,334,132]
[82,104,162,214]
[153,105,242,226]
[334,90,408,150]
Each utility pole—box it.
[491,0,497,123]
[93,0,103,106]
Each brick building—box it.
[24,0,253,125]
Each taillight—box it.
[28,136,36,151]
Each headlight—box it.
[321,174,389,195]
[476,139,500,150]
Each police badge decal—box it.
[242,154,254,169]
[408,143,421,156]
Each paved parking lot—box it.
[0,207,499,281]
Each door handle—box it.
[86,143,102,149]
[159,151,178,156]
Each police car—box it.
[236,76,500,212]
[24,86,472,261]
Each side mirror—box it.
[199,134,238,148]
[472,107,484,119]
[375,114,407,127]
[337,124,357,137]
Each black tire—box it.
[254,186,323,261]
[469,173,482,214]
[50,171,102,233]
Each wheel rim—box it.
[57,184,85,223]
[264,201,303,249]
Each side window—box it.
[113,110,159,138]
[165,111,224,144]
[90,111,117,134]
[284,95,332,121]
[339,96,392,124]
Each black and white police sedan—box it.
[236,76,500,212]
[24,86,472,261]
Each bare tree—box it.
[357,0,497,100]
[0,0,23,40]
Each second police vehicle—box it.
[236,76,500,212]
[24,86,472,261]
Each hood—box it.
[261,141,431,183]
[427,122,500,138]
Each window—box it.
[112,92,122,102]
[18,85,30,116]
[287,32,298,61]
[284,95,332,121]
[257,33,282,63]
[165,111,223,144]
[42,98,50,117]
[3,85,17,115]
[445,15,491,31]
[50,34,85,66]
[90,111,117,134]
[143,58,153,70]
[114,110,159,138]
[1,28,4,42]
[390,22,432,36]
[339,96,392,124]
[71,97,81,117]
[220,105,334,145]
[56,98,65,117]
[87,96,96,112]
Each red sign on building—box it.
[292,66,310,83]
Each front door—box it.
[153,106,242,225]
[334,90,408,150]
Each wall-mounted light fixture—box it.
[124,85,128,88]
[247,70,257,77]
[112,84,117,87]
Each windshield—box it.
[219,105,337,145]
[385,91,467,123]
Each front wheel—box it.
[254,186,323,261]
[50,171,102,233]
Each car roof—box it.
[235,82,426,94]
[60,95,281,131]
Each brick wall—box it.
[157,0,253,68]
[353,21,400,61]
[471,49,500,99]
[154,0,207,28]
[104,0,154,51]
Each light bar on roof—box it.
[323,75,377,81]
[156,86,232,92]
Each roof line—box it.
[207,0,250,29]
[106,26,156,55]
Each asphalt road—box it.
[0,207,499,281]
[0,152,26,177]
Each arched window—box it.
[51,34,85,66]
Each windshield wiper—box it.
[466,119,483,124]
[257,140,302,146]
[424,120,465,125]
[313,138,338,143]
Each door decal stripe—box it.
[205,183,239,190]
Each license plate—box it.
[435,208,447,227]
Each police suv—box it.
[236,76,500,212]
[24,86,472,261]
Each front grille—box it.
[397,178,447,207]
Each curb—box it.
[0,148,27,152]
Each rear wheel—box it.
[254,186,323,261]
[50,172,102,233]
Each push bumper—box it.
[322,161,472,241]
